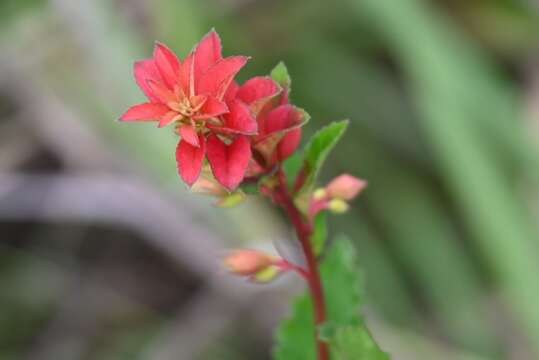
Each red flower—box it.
[224,76,306,178]
[120,30,257,190]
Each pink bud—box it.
[224,250,274,276]
[326,174,367,201]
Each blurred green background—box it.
[1,0,539,359]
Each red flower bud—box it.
[326,174,366,201]
[224,249,274,276]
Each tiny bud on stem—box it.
[224,249,274,276]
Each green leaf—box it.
[274,237,387,359]
[270,61,292,89]
[240,182,259,195]
[324,324,390,360]
[274,295,315,360]
[294,120,349,211]
[282,152,303,190]
[303,121,349,183]
[312,212,328,256]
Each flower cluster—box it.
[119,30,374,360]
[120,30,305,191]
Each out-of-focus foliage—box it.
[275,238,387,360]
[1,0,539,359]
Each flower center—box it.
[168,95,207,119]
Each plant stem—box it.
[275,171,330,360]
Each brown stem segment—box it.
[274,170,330,360]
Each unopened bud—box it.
[328,198,349,214]
[326,174,367,201]
[224,250,274,276]
[313,188,328,201]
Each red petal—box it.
[134,60,162,103]
[178,124,200,147]
[158,111,182,128]
[147,80,177,104]
[196,56,249,99]
[236,77,279,105]
[194,30,223,77]
[153,42,181,89]
[206,135,251,190]
[213,99,257,134]
[194,97,228,119]
[176,135,206,186]
[120,103,170,121]
[224,81,239,103]
[276,128,302,161]
[179,53,194,96]
[264,104,302,134]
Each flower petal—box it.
[158,111,182,128]
[210,99,257,134]
[224,81,239,103]
[178,123,200,147]
[153,42,181,89]
[176,135,206,186]
[236,77,280,105]
[193,97,228,120]
[276,128,302,161]
[147,80,177,104]
[263,104,303,134]
[326,174,367,201]
[196,56,249,99]
[134,60,162,103]
[194,30,223,77]
[179,53,194,96]
[120,103,170,121]
[206,135,251,190]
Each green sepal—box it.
[250,265,282,284]
[216,190,246,208]
[270,61,292,89]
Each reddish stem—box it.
[275,259,310,280]
[274,170,329,360]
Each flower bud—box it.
[328,198,349,214]
[224,250,274,276]
[326,174,367,201]
[313,188,328,201]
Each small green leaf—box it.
[318,322,339,342]
[240,182,259,195]
[216,191,246,208]
[312,212,328,256]
[325,324,390,360]
[270,61,291,89]
[283,152,303,189]
[294,120,349,211]
[303,120,349,188]
[275,237,387,359]
[274,295,315,360]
